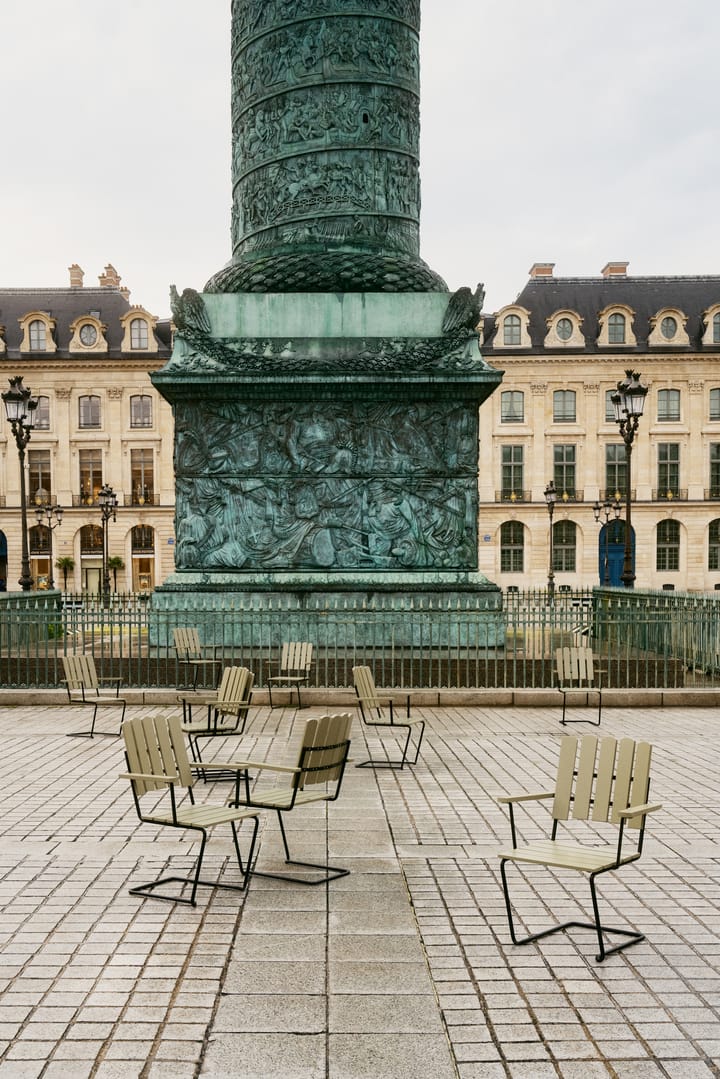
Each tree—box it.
[55,556,75,592]
[107,556,125,593]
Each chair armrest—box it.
[120,772,178,784]
[496,791,554,804]
[618,802,662,818]
[202,759,300,774]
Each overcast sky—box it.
[3,0,719,318]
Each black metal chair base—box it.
[129,871,255,906]
[356,721,424,770]
[67,730,120,739]
[252,859,350,886]
[560,691,602,727]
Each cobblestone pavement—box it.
[0,701,718,1078]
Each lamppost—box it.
[592,497,621,586]
[611,370,648,588]
[98,483,118,603]
[2,376,38,591]
[544,480,558,598]
[34,504,64,590]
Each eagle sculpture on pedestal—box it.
[441,283,485,335]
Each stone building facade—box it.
[0,265,174,593]
[478,262,720,592]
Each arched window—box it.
[130,394,153,428]
[552,520,576,572]
[80,524,104,554]
[503,314,521,346]
[29,319,47,350]
[500,521,524,572]
[608,312,626,344]
[78,395,101,429]
[656,520,680,571]
[709,520,720,570]
[500,391,524,423]
[553,390,576,423]
[130,318,149,349]
[132,525,155,552]
[657,389,680,422]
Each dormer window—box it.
[597,305,636,348]
[544,309,584,348]
[700,306,720,347]
[29,320,47,350]
[69,315,108,353]
[608,313,625,344]
[503,314,521,346]
[648,308,690,348]
[715,313,720,344]
[494,305,531,349]
[130,318,148,349]
[120,306,158,354]
[18,311,57,354]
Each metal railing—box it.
[1,587,719,691]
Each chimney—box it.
[68,263,84,288]
[529,262,554,278]
[99,263,122,288]
[601,261,629,278]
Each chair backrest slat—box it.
[611,738,636,823]
[626,741,652,828]
[572,735,598,819]
[592,737,618,821]
[552,735,579,820]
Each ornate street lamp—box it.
[610,370,648,588]
[2,376,38,591]
[34,504,64,590]
[544,480,558,598]
[592,497,621,586]
[98,483,118,603]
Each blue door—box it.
[599,521,633,586]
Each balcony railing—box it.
[653,489,687,501]
[496,490,532,503]
[128,491,159,507]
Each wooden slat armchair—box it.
[555,646,603,726]
[173,627,222,689]
[62,654,127,738]
[178,665,254,764]
[496,733,662,961]
[266,641,314,708]
[223,713,353,885]
[352,665,424,769]
[121,713,259,906]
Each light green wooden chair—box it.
[266,641,314,708]
[555,646,603,726]
[62,653,127,738]
[226,712,353,885]
[121,712,259,906]
[179,665,255,766]
[173,627,222,689]
[496,733,662,961]
[352,664,423,769]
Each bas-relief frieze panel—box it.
[231,0,420,49]
[231,17,419,107]
[173,401,478,572]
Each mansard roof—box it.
[483,273,720,352]
[0,285,172,356]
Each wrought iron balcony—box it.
[496,490,532,503]
[653,489,687,501]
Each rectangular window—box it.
[710,388,720,421]
[500,521,524,572]
[605,389,617,422]
[34,396,50,430]
[553,389,576,423]
[657,520,680,571]
[28,449,52,506]
[500,391,524,423]
[657,389,680,422]
[710,520,720,570]
[501,446,524,499]
[78,395,101,429]
[711,445,720,498]
[130,394,153,428]
[658,443,680,497]
[553,520,576,572]
[553,445,576,497]
[605,444,626,499]
[79,449,103,505]
[131,448,155,506]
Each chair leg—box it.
[500,859,644,962]
[356,720,425,769]
[250,810,349,885]
[129,817,259,906]
[67,704,119,738]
